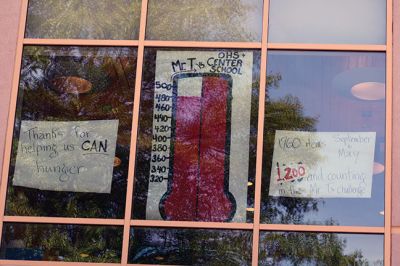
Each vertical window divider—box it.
[0,0,29,245]
[385,0,393,264]
[121,0,149,264]
[251,0,270,265]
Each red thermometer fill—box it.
[159,73,236,222]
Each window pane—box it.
[5,46,137,218]
[268,0,386,44]
[129,227,252,265]
[132,48,260,223]
[146,0,263,42]
[25,0,141,39]
[261,51,385,226]
[259,232,384,265]
[0,223,123,263]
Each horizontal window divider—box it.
[259,224,384,234]
[143,40,262,49]
[3,216,125,226]
[267,43,387,52]
[130,220,254,230]
[127,264,170,266]
[392,227,400,234]
[0,260,121,266]
[23,38,139,47]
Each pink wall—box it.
[0,0,21,175]
[394,0,400,264]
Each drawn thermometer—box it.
[159,73,236,222]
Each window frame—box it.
[0,0,393,265]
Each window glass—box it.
[25,0,141,40]
[5,46,137,218]
[268,0,386,44]
[146,0,263,42]
[259,232,384,265]
[261,51,385,226]
[129,227,252,265]
[132,48,260,223]
[0,223,123,263]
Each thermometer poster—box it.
[146,51,254,222]
[269,130,376,198]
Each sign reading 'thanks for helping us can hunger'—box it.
[13,120,118,193]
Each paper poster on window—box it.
[13,120,118,193]
[146,51,253,222]
[269,130,376,198]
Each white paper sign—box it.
[146,51,253,222]
[269,130,376,198]
[13,120,119,193]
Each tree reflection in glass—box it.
[261,51,386,226]
[129,227,252,265]
[0,223,123,263]
[25,0,141,40]
[146,0,263,42]
[5,46,137,218]
[259,232,384,266]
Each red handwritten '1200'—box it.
[275,162,306,183]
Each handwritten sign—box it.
[269,130,376,198]
[13,120,119,193]
[146,51,254,222]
